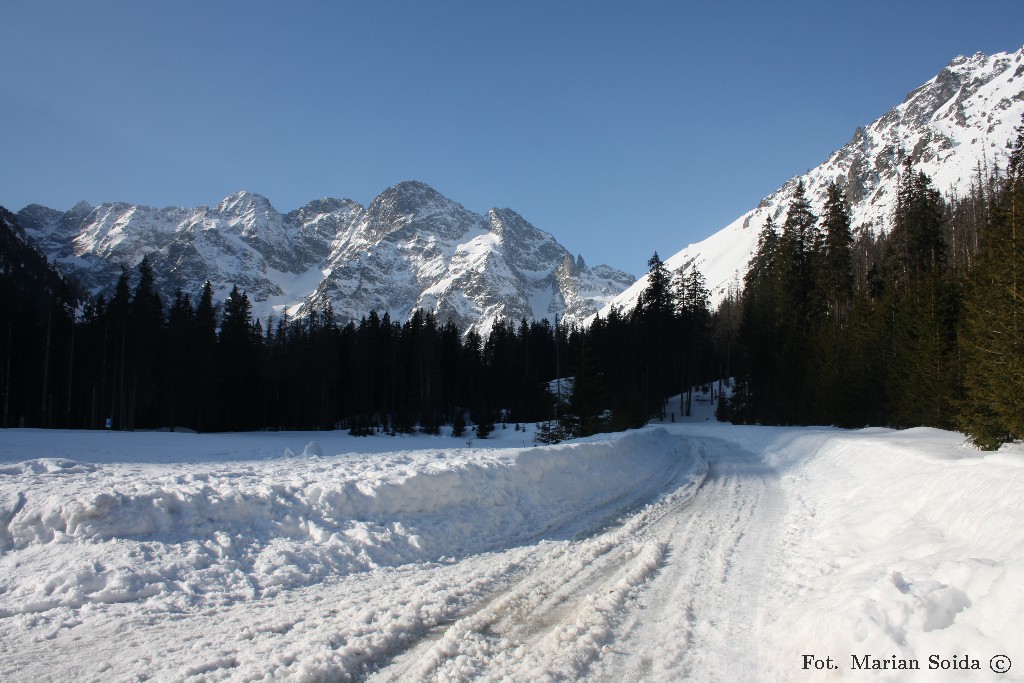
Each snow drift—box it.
[0,429,700,617]
[1,420,1021,681]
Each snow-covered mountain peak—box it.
[292,196,360,217]
[351,181,480,246]
[286,197,363,247]
[485,207,572,270]
[486,207,529,237]
[215,190,275,216]
[17,183,634,334]
[368,181,456,220]
[598,45,1024,318]
[207,191,306,261]
[17,203,64,231]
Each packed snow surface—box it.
[1,410,1021,681]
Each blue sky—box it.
[2,1,1022,277]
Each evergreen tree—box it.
[451,409,467,437]
[217,285,260,429]
[883,163,957,428]
[107,268,132,429]
[0,208,79,428]
[641,252,673,318]
[710,283,741,385]
[165,289,193,429]
[191,281,219,431]
[734,217,783,422]
[636,252,674,418]
[676,266,711,416]
[782,180,819,280]
[778,182,818,397]
[805,182,857,423]
[474,409,495,439]
[740,185,820,424]
[567,328,606,435]
[127,256,164,428]
[959,117,1024,447]
[887,161,947,281]
[817,181,855,321]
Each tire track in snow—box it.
[5,431,779,682]
[365,438,711,682]
[590,436,784,682]
[367,435,783,682]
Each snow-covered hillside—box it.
[603,46,1024,312]
[15,182,634,335]
[1,419,1020,681]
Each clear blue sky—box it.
[2,1,1021,277]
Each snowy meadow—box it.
[1,410,1022,681]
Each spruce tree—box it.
[735,218,774,422]
[192,281,218,431]
[474,410,495,439]
[782,180,818,276]
[127,256,164,428]
[107,268,132,429]
[676,266,711,416]
[818,181,855,320]
[778,185,818,421]
[218,285,259,429]
[165,289,193,429]
[883,163,957,428]
[637,252,674,417]
[959,117,1024,447]
[451,409,466,437]
[887,161,947,281]
[805,182,856,424]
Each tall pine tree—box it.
[884,162,957,428]
[959,117,1024,447]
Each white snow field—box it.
[1,407,1022,682]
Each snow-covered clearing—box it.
[1,406,1021,681]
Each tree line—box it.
[1,199,725,438]
[549,255,720,440]
[6,118,1022,449]
[0,246,565,434]
[721,117,1024,449]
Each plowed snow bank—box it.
[0,428,695,615]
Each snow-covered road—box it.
[368,436,785,682]
[367,435,714,682]
[590,437,783,682]
[2,419,1022,681]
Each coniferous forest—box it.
[2,119,1023,449]
[0,244,559,435]
[722,119,1024,450]
[0,202,720,439]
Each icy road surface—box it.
[1,411,1022,681]
[369,436,778,682]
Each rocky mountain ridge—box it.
[15,182,634,335]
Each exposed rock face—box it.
[302,182,633,335]
[16,182,633,335]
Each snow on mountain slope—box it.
[16,192,364,310]
[15,182,632,334]
[603,46,1024,313]
[1,421,1020,680]
[302,181,634,334]
[152,193,365,305]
